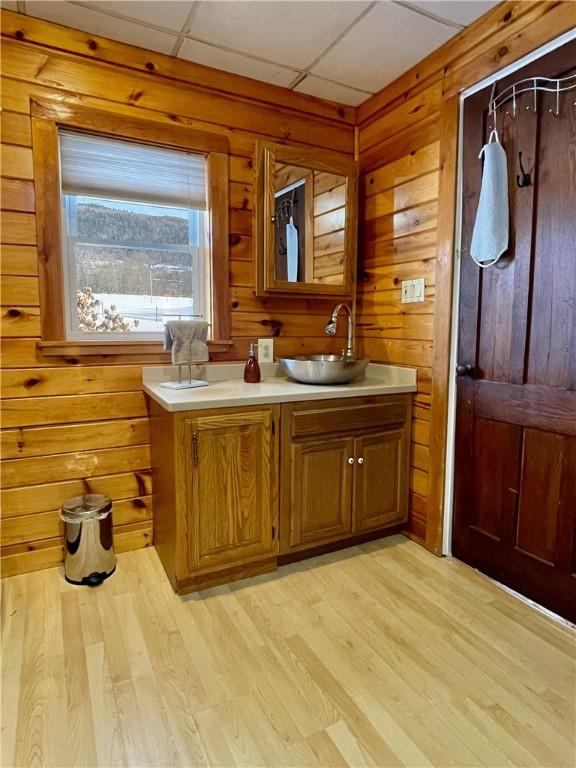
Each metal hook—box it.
[517,151,532,188]
[488,81,498,132]
[525,79,538,114]
[548,81,560,117]
[506,84,517,119]
[489,101,498,135]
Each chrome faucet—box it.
[325,302,355,359]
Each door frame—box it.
[441,27,576,555]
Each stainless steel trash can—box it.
[61,494,117,586]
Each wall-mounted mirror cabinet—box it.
[255,141,358,298]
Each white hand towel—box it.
[286,217,299,282]
[163,320,209,365]
[470,132,509,268]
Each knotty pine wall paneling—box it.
[0,10,354,576]
[355,0,575,550]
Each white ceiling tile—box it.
[312,1,455,92]
[25,1,178,53]
[178,38,299,87]
[294,75,370,107]
[187,1,370,69]
[81,1,192,32]
[404,1,499,27]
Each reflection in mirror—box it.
[273,162,347,285]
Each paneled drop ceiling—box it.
[2,0,499,106]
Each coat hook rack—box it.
[517,151,532,188]
[489,73,576,118]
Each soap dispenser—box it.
[244,342,261,383]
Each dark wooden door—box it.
[453,41,576,622]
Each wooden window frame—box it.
[31,97,232,356]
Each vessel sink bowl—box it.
[278,355,369,385]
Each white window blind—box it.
[59,130,207,209]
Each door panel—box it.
[353,430,407,532]
[289,437,353,547]
[453,40,576,622]
[470,418,521,543]
[527,92,576,387]
[474,381,576,435]
[185,410,276,572]
[516,429,572,566]
[477,98,537,385]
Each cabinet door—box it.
[353,429,408,532]
[288,437,354,548]
[184,410,276,573]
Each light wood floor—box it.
[2,536,575,768]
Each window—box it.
[31,99,231,353]
[59,131,208,340]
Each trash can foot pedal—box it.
[65,566,116,587]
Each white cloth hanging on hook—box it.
[286,215,298,282]
[470,128,509,268]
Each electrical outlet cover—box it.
[258,338,274,363]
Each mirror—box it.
[256,142,358,297]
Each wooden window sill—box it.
[37,340,235,357]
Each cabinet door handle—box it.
[357,457,364,465]
[347,457,355,465]
[192,432,199,466]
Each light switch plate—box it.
[401,278,425,304]
[258,338,274,363]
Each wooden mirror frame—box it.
[255,140,358,298]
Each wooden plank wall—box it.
[0,10,355,576]
[357,145,439,541]
[355,0,575,546]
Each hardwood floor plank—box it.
[115,591,184,767]
[1,575,27,768]
[84,642,127,768]
[307,729,350,768]
[13,571,50,768]
[194,705,239,767]
[326,719,378,767]
[61,591,98,767]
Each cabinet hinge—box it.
[272,525,276,539]
[192,432,199,466]
[271,420,275,436]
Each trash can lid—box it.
[61,493,112,523]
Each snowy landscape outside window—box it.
[59,130,208,340]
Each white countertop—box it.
[143,362,416,412]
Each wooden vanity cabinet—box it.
[150,401,279,593]
[150,393,411,593]
[279,395,411,555]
